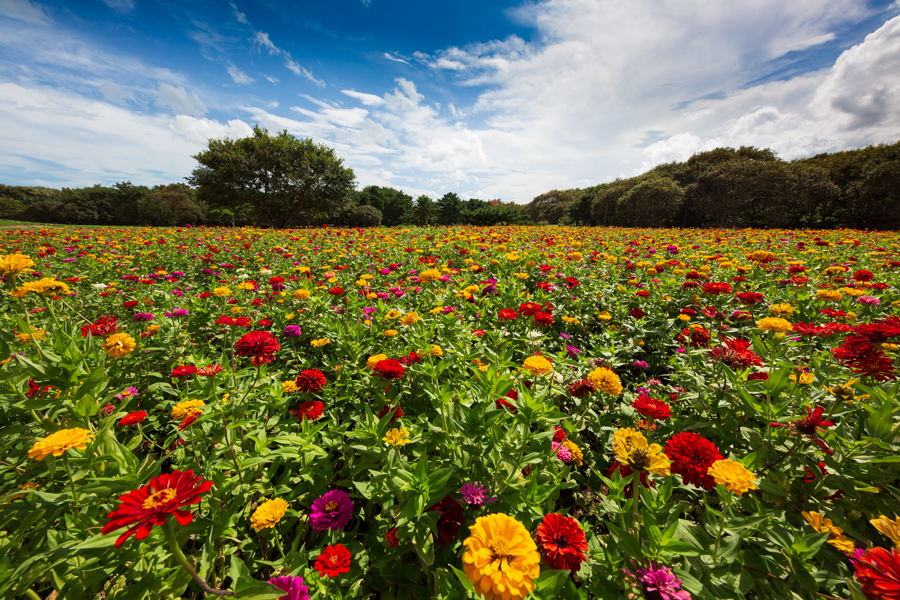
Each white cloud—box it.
[229,2,248,24]
[156,83,207,117]
[252,30,325,87]
[341,89,384,106]
[101,0,134,14]
[383,52,411,65]
[0,0,50,24]
[227,62,253,84]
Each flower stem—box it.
[162,518,234,597]
[632,470,641,552]
[711,492,734,562]
[63,453,78,504]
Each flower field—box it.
[2,225,900,600]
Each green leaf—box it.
[74,366,107,400]
[450,565,478,594]
[532,569,570,599]
[867,397,895,440]
[72,394,99,418]
[232,579,287,599]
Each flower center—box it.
[142,488,177,509]
[488,536,512,564]
[629,448,651,470]
[325,501,338,512]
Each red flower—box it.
[747,372,769,381]
[171,365,197,378]
[664,432,723,490]
[519,302,541,317]
[533,312,554,326]
[567,379,596,398]
[791,322,834,337]
[629,308,646,319]
[735,291,765,304]
[769,406,836,455]
[709,338,763,370]
[234,331,280,365]
[101,470,213,547]
[564,277,580,289]
[677,325,711,348]
[81,315,119,338]
[386,528,399,548]
[314,544,352,578]
[833,336,898,381]
[399,351,422,365]
[473,329,487,337]
[377,405,403,423]
[635,290,650,298]
[855,547,900,600]
[296,369,327,394]
[292,400,324,421]
[553,426,566,443]
[496,397,518,414]
[327,286,345,296]
[853,269,874,282]
[257,318,273,327]
[197,364,223,376]
[428,497,464,546]
[702,282,732,295]
[118,411,147,427]
[124,300,139,309]
[498,308,519,321]
[216,315,253,327]
[373,359,405,380]
[179,413,201,430]
[535,513,589,572]
[632,396,672,420]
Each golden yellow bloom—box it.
[144,324,160,336]
[462,513,541,600]
[815,289,842,302]
[293,289,311,300]
[16,327,47,345]
[400,312,421,325]
[171,399,205,420]
[250,498,289,531]
[597,311,612,321]
[429,345,443,357]
[3,482,39,505]
[789,372,815,385]
[230,306,243,314]
[0,253,35,276]
[825,379,869,403]
[367,353,388,369]
[768,303,795,317]
[840,287,865,297]
[419,269,442,283]
[102,333,136,357]
[587,367,622,396]
[561,316,580,325]
[677,314,691,322]
[756,317,793,333]
[310,338,330,348]
[613,428,670,475]
[385,310,402,320]
[708,459,756,495]
[212,286,232,297]
[562,439,583,467]
[221,393,230,404]
[747,250,776,261]
[17,277,71,296]
[282,381,299,393]
[522,355,552,376]
[871,515,900,548]
[28,428,94,461]
[883,343,899,352]
[383,427,411,448]
[803,511,856,552]
[384,329,399,337]
[514,272,529,280]
[237,282,256,291]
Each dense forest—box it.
[1,140,897,229]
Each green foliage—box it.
[347,204,384,227]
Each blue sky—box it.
[1,0,899,202]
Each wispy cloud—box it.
[100,0,134,15]
[249,26,325,87]
[227,62,253,84]
[0,0,50,25]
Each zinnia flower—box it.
[535,513,589,572]
[855,547,900,600]
[118,411,147,427]
[293,400,324,421]
[0,253,35,276]
[102,333,136,357]
[632,396,672,420]
[757,317,793,332]
[296,369,327,393]
[462,513,541,600]
[460,482,498,507]
[28,427,93,461]
[373,359,405,380]
[310,490,353,531]
[171,365,197,378]
[587,367,623,395]
[664,433,723,490]
[707,459,756,495]
[101,470,213,546]
[251,498,289,531]
[234,330,280,365]
[623,562,692,600]
[383,427,411,448]
[171,399,205,420]
[872,516,900,549]
[522,355,552,376]
[266,575,309,600]
[314,544,351,578]
[613,427,670,476]
[803,511,856,553]
[429,497,465,546]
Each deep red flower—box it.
[386,528,399,548]
[257,318,273,327]
[635,290,650,298]
[373,359,405,380]
[535,513,589,572]
[171,365,197,378]
[498,308,519,321]
[473,329,487,337]
[855,547,900,600]
[101,470,213,547]
[179,413,201,430]
[533,312,554,326]
[833,336,898,381]
[677,325,711,348]
[496,397,518,414]
[124,301,139,309]
[428,497,464,546]
[197,364,223,376]
[664,432,723,490]
[399,351,422,365]
[327,286,345,296]
[296,369,327,393]
[25,379,53,399]
[629,308,645,319]
[709,338,763,370]
[234,330,280,365]
[567,379,596,399]
[564,277,580,289]
[747,372,769,381]
[81,315,119,338]
[791,322,834,337]
[216,315,253,327]
[519,302,541,317]
[770,406,836,455]
[852,321,900,343]
[702,282,732,295]
[553,426,566,443]
[314,544,352,578]
[735,291,765,304]
[118,411,147,427]
[632,396,672,420]
[377,405,404,423]
[853,269,874,282]
[292,400,324,421]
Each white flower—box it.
[92,283,108,290]
[260,269,272,275]
[526,330,543,339]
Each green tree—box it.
[188,125,355,228]
[346,204,383,227]
[610,176,684,227]
[525,188,582,224]
[413,195,438,225]
[436,192,463,225]
[353,186,414,226]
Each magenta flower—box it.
[624,562,691,600]
[132,313,155,322]
[552,441,573,463]
[283,325,302,337]
[310,490,353,532]
[267,575,310,600]
[459,482,498,507]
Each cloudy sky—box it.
[1,0,899,202]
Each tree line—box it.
[525,141,900,230]
[1,126,897,229]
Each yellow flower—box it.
[17,277,71,296]
[429,345,443,357]
[293,289,311,300]
[430,306,445,315]
[16,327,47,345]
[803,511,856,552]
[840,287,865,297]
[0,253,35,276]
[514,272,529,280]
[237,282,256,291]
[310,338,330,348]
[677,314,691,321]
[815,289,842,302]
[250,498,289,531]
[768,303,795,317]
[172,399,205,420]
[282,381,299,393]
[522,355,552,376]
[871,515,900,548]
[383,427,411,448]
[587,367,622,396]
[144,324,160,336]
[613,428,670,475]
[3,482,39,505]
[230,306,243,314]
[789,372,815,385]
[756,317,793,333]
[221,393,230,404]
[707,459,757,495]
[213,286,232,297]
[561,316,580,325]
[419,269,442,283]
[462,513,541,600]
[367,353,388,369]
[102,333,136,357]
[28,428,93,461]
[562,439,583,466]
[825,379,869,403]
[747,250,776,261]
[597,311,612,321]
[385,310,403,320]
[400,312,421,325]
[384,329,399,337]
